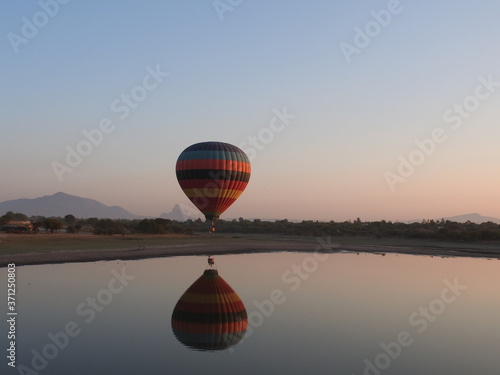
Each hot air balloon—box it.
[171,263,248,351]
[175,141,251,231]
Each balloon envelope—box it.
[171,269,248,351]
[175,141,251,221]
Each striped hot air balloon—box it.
[171,269,248,351]
[175,141,251,229]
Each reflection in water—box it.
[171,267,248,351]
[4,253,498,374]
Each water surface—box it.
[2,251,499,374]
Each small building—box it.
[3,221,33,233]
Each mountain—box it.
[441,213,500,224]
[0,192,143,219]
[408,213,500,224]
[160,204,203,221]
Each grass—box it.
[0,232,249,255]
[1,232,499,256]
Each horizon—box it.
[2,2,500,222]
[1,191,499,224]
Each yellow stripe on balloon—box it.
[182,188,245,199]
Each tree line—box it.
[0,212,192,235]
[185,217,500,242]
[2,211,500,242]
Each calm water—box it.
[1,250,499,375]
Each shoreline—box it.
[1,237,499,267]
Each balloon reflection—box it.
[171,265,248,351]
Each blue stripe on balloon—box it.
[177,150,248,162]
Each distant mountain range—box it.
[408,213,500,225]
[0,192,203,221]
[0,192,143,219]
[1,192,499,224]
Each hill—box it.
[407,213,500,224]
[0,192,143,219]
[160,204,202,221]
[441,213,500,224]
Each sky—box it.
[2,0,500,222]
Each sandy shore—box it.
[1,237,499,267]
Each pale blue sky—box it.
[2,1,500,221]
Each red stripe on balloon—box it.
[179,180,248,192]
